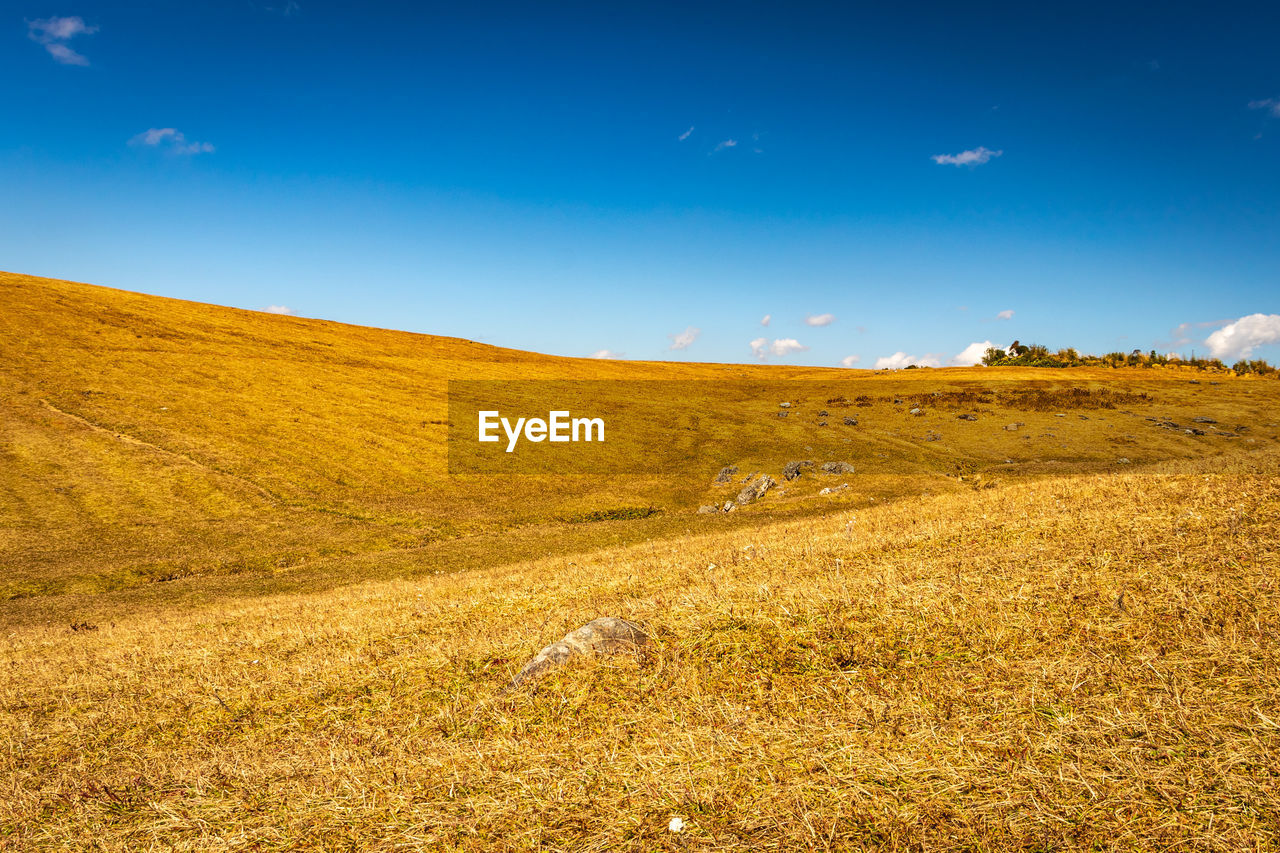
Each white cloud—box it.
[262,305,294,315]
[28,15,97,65]
[588,349,624,359]
[130,128,215,155]
[874,352,942,369]
[840,354,861,368]
[760,314,771,327]
[804,313,835,327]
[750,337,809,360]
[996,309,1015,320]
[1204,313,1280,360]
[952,340,994,366]
[714,139,738,152]
[932,146,1003,166]
[668,326,700,351]
[678,126,694,141]
[1249,98,1280,118]
[769,338,808,356]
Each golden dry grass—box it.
[3,450,1278,850]
[3,271,1280,849]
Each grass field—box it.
[3,272,1279,849]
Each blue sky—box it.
[4,0,1279,367]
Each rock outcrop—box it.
[782,460,813,481]
[504,617,649,691]
[820,461,855,475]
[736,474,776,506]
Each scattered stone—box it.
[818,410,828,417]
[1185,428,1206,436]
[1003,422,1023,431]
[736,474,777,506]
[1209,381,1221,386]
[843,416,858,426]
[504,617,648,691]
[723,500,736,512]
[782,460,813,481]
[1189,379,1200,384]
[69,622,98,632]
[1079,415,1089,420]
[779,402,791,408]
[925,432,941,441]
[1118,457,1131,464]
[909,407,922,416]
[1054,413,1066,417]
[819,484,850,496]
[820,461,855,475]
[713,465,739,484]
[698,504,719,514]
[777,411,789,418]
[1192,417,1217,424]
[817,421,827,427]
[956,413,977,421]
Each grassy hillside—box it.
[3,449,1277,849]
[4,271,1278,609]
[3,272,1280,849]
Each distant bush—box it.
[981,342,1270,376]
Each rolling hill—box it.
[2,271,1279,849]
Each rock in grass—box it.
[713,464,739,484]
[736,474,776,506]
[820,461,855,475]
[782,460,813,481]
[698,504,719,514]
[505,617,648,691]
[843,416,858,426]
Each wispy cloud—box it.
[804,313,835,327]
[932,146,1002,167]
[588,349,624,359]
[1204,313,1280,360]
[996,309,1015,320]
[262,305,294,315]
[130,128,215,155]
[951,340,993,366]
[874,351,942,369]
[1249,98,1280,118]
[668,326,700,351]
[750,337,809,360]
[678,126,694,141]
[840,354,861,368]
[760,314,771,327]
[27,15,97,66]
[713,139,738,152]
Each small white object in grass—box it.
[669,817,685,833]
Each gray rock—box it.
[736,474,776,506]
[818,410,828,417]
[909,407,922,415]
[782,460,813,481]
[1192,417,1217,424]
[504,617,649,691]
[957,413,977,421]
[713,464,739,484]
[843,416,858,426]
[777,411,789,418]
[779,402,791,408]
[925,432,941,441]
[820,461,855,475]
